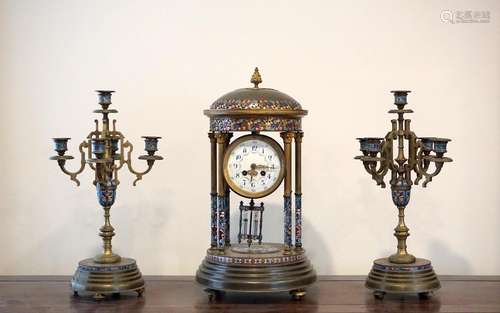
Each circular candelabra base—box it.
[71,257,145,300]
[366,257,440,299]
[195,243,316,300]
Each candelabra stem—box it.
[94,205,121,264]
[389,205,415,264]
[102,206,113,253]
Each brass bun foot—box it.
[71,257,145,300]
[196,243,316,299]
[366,257,440,298]
[205,288,225,302]
[290,289,306,300]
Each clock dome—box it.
[204,68,307,132]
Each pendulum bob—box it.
[71,181,145,299]
[365,177,440,298]
[237,200,263,247]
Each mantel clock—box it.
[196,68,316,300]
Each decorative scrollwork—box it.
[56,141,90,186]
[122,141,154,186]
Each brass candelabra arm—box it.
[50,139,90,186]
[355,137,394,188]
[355,156,388,187]
[413,138,452,187]
[122,138,163,186]
[415,160,442,187]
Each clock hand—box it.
[254,164,271,169]
[251,163,272,170]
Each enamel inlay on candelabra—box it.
[355,90,452,299]
[196,68,316,301]
[50,90,163,300]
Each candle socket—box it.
[142,136,161,156]
[96,90,114,109]
[53,138,70,156]
[357,137,383,155]
[391,90,411,109]
[110,138,120,159]
[91,138,107,158]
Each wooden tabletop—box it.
[1,276,499,313]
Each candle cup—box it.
[53,138,71,156]
[142,136,161,156]
[110,138,120,158]
[419,137,435,153]
[357,137,383,156]
[95,90,115,108]
[432,138,451,154]
[91,138,107,158]
[390,90,411,107]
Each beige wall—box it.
[0,0,499,275]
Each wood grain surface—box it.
[0,276,499,313]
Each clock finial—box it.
[251,67,262,88]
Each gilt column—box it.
[215,132,229,251]
[209,132,217,249]
[281,132,294,251]
[224,133,233,246]
[294,131,303,249]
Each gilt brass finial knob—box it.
[251,67,262,88]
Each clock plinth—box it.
[196,244,316,296]
[198,68,315,300]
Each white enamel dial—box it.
[224,134,285,198]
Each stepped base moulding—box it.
[196,243,316,300]
[71,257,145,300]
[365,257,440,299]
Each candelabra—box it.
[355,91,452,299]
[50,90,163,300]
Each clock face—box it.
[223,134,285,199]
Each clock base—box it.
[71,257,145,300]
[365,257,440,299]
[195,243,316,298]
